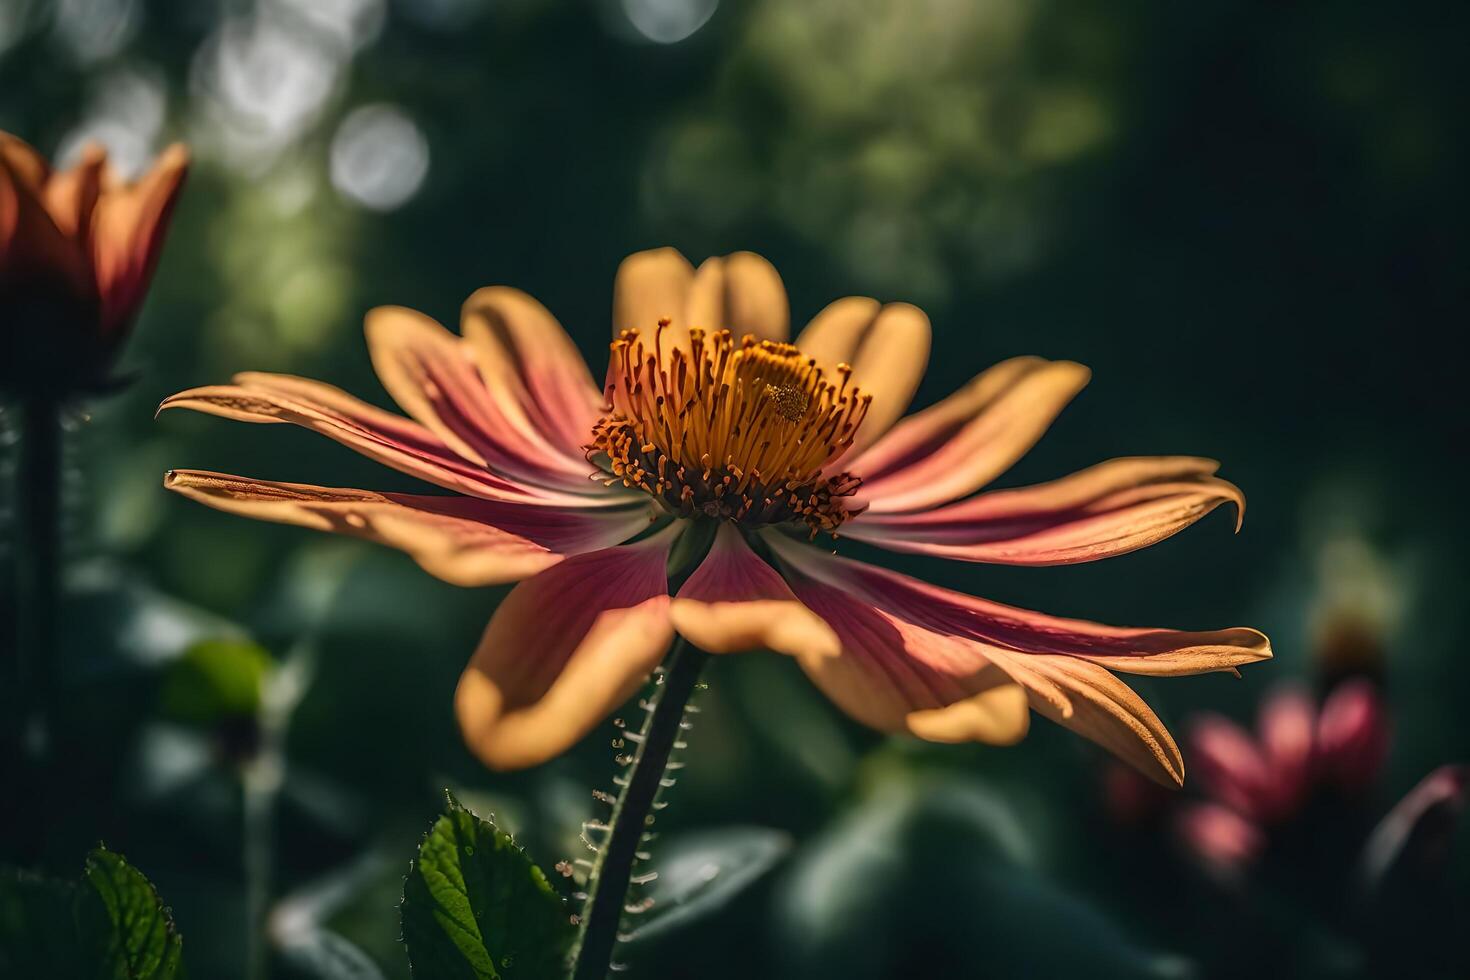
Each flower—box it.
[159,247,1269,780]
[1,131,188,396]
[1177,680,1390,874]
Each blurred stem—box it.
[0,396,63,867]
[12,396,62,759]
[242,643,314,980]
[570,637,708,980]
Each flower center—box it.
[588,320,871,536]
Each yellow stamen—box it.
[588,321,870,536]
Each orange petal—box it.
[611,246,695,351]
[460,285,606,464]
[849,356,1091,514]
[158,376,596,506]
[90,143,188,335]
[0,131,50,191]
[845,456,1246,565]
[455,525,681,770]
[0,135,87,299]
[41,142,105,238]
[995,651,1185,786]
[775,568,1030,746]
[163,469,653,586]
[669,523,838,658]
[766,531,1267,785]
[796,297,932,454]
[685,251,790,343]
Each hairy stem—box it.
[571,637,708,980]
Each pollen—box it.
[588,320,871,536]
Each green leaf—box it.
[622,827,791,944]
[0,867,109,977]
[159,638,274,726]
[84,848,183,980]
[400,792,575,979]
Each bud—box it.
[1,132,188,397]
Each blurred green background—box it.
[2,0,1467,976]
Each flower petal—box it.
[796,297,931,454]
[41,142,105,239]
[159,375,600,506]
[1176,802,1265,874]
[1258,684,1314,810]
[90,143,189,335]
[766,531,1265,784]
[780,569,1030,745]
[1317,679,1389,792]
[0,135,86,296]
[1188,714,1275,819]
[669,524,838,658]
[1361,765,1470,890]
[164,469,653,586]
[844,456,1245,565]
[848,356,1091,514]
[455,525,681,770]
[458,285,608,470]
[685,251,790,343]
[366,304,610,497]
[612,246,695,344]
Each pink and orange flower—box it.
[160,248,1269,783]
[1,131,188,394]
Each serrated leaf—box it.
[400,793,574,979]
[623,827,791,944]
[84,848,183,980]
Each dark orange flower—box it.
[1,131,188,395]
[160,248,1270,783]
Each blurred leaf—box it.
[400,793,573,979]
[0,867,110,976]
[159,638,274,727]
[278,929,387,980]
[65,562,247,674]
[776,774,1180,979]
[85,847,184,980]
[624,826,791,944]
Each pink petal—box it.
[455,525,681,770]
[763,531,1248,784]
[782,571,1031,746]
[670,524,839,658]
[845,357,1091,515]
[843,456,1245,565]
[366,304,610,495]
[1317,679,1390,792]
[1189,715,1276,821]
[1257,684,1316,814]
[163,469,655,586]
[459,286,607,464]
[159,375,608,507]
[1176,802,1266,875]
[767,530,1268,676]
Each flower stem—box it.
[13,395,62,758]
[570,637,708,980]
[2,396,62,866]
